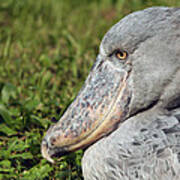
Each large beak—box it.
[41,55,132,163]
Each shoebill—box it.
[41,7,180,179]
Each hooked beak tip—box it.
[41,141,54,164]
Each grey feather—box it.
[83,109,180,180]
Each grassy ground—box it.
[0,0,180,179]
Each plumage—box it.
[82,108,180,179]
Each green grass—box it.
[0,0,179,179]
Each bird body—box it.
[83,108,180,180]
[42,7,180,180]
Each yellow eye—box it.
[115,50,128,60]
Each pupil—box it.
[117,51,124,58]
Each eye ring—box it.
[115,50,128,60]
